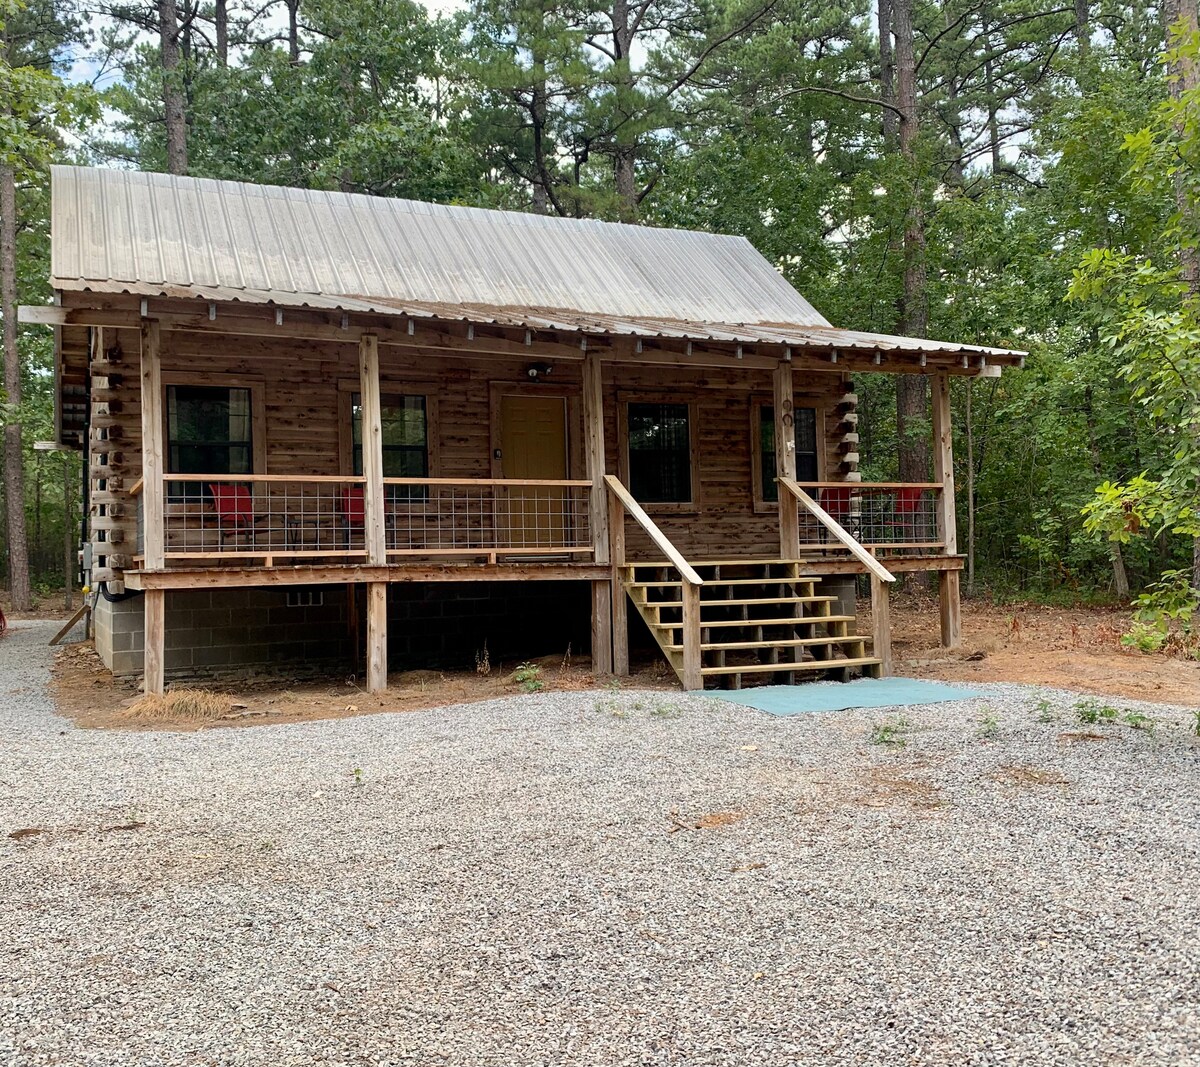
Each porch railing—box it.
[792,481,945,553]
[132,474,593,563]
[383,478,593,558]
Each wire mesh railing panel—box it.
[161,476,369,558]
[795,483,944,553]
[154,476,594,562]
[384,480,592,553]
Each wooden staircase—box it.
[618,559,884,689]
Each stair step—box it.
[636,559,812,568]
[627,577,821,590]
[664,636,867,652]
[701,657,881,677]
[651,615,858,630]
[702,596,838,607]
[638,596,837,610]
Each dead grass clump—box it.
[855,767,945,810]
[118,688,231,724]
[992,765,1069,787]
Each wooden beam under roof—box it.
[32,293,1017,377]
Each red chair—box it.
[820,486,854,524]
[338,486,365,549]
[207,483,265,548]
[818,486,856,545]
[894,486,927,548]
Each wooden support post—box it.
[774,360,800,559]
[591,580,613,676]
[609,490,629,676]
[931,374,961,647]
[366,581,387,693]
[144,588,165,695]
[870,573,892,677]
[583,348,612,673]
[358,334,387,565]
[681,581,702,691]
[583,348,609,564]
[139,320,165,570]
[939,570,962,649]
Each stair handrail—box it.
[778,478,896,584]
[603,475,704,586]
[605,474,703,689]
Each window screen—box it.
[166,385,253,500]
[760,405,818,502]
[352,393,429,500]
[628,402,691,503]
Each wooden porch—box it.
[117,324,962,694]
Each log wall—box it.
[88,328,858,579]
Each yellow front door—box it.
[499,393,568,548]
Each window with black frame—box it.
[166,385,253,500]
[627,402,692,504]
[760,405,818,502]
[352,393,429,501]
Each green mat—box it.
[703,677,986,715]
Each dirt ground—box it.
[874,592,1200,707]
[29,593,1200,731]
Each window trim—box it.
[617,393,701,514]
[337,379,440,479]
[160,373,267,477]
[750,396,825,514]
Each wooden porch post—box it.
[139,319,165,570]
[358,333,387,566]
[609,489,629,675]
[932,373,961,647]
[144,589,165,696]
[774,359,800,559]
[359,333,388,692]
[681,580,702,691]
[583,347,613,675]
[366,581,387,695]
[139,319,165,694]
[870,573,893,677]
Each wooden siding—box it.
[90,326,858,580]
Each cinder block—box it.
[111,650,143,677]
[192,645,232,667]
[165,647,194,670]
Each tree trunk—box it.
[966,379,976,596]
[893,0,932,484]
[159,0,188,174]
[878,0,897,148]
[1084,384,1130,599]
[1,163,30,611]
[286,0,300,63]
[530,6,551,215]
[215,0,228,65]
[1162,0,1200,590]
[1074,0,1089,55]
[610,0,638,221]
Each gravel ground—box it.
[2,619,1199,1067]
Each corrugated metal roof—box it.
[49,166,1025,361]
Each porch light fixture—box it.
[527,362,554,380]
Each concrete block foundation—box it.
[91,581,592,682]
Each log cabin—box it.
[24,166,1024,695]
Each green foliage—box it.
[513,662,544,692]
[1121,569,1199,656]
[1075,698,1120,725]
[869,717,910,747]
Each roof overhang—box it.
[39,281,1026,375]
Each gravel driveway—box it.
[2,619,1199,1067]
